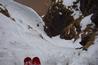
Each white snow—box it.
[63,0,76,6]
[0,0,98,65]
[80,14,93,30]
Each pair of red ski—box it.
[24,57,41,65]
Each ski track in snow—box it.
[0,0,98,65]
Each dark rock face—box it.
[91,13,98,28]
[43,1,74,37]
[80,0,92,16]
[80,0,98,16]
[80,0,98,27]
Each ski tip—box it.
[24,57,32,63]
[32,57,41,65]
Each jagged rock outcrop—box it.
[79,0,98,27]
[79,24,96,50]
[43,0,98,50]
[43,0,74,37]
[60,16,82,40]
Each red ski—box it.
[32,57,41,65]
[24,57,32,65]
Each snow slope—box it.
[0,0,98,65]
